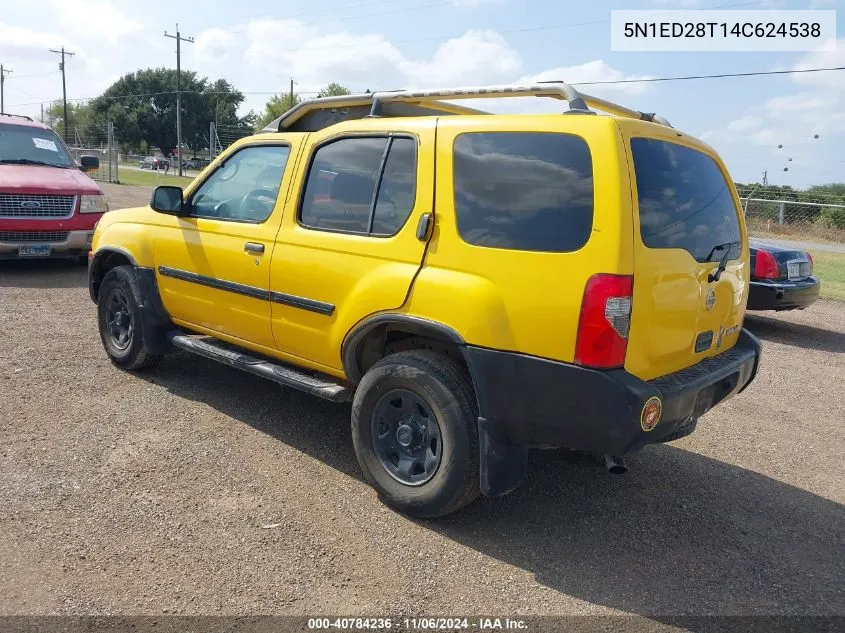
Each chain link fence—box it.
[66,123,119,183]
[741,196,845,245]
[209,122,254,160]
[737,186,845,301]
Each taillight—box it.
[806,251,814,273]
[575,274,633,369]
[754,250,780,279]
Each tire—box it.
[97,265,162,370]
[351,350,480,518]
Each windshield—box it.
[631,138,741,263]
[0,123,76,168]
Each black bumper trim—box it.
[465,329,761,459]
[747,277,820,311]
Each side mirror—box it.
[151,186,185,215]
[79,155,99,171]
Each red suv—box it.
[0,113,107,261]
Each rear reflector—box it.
[754,250,780,279]
[575,274,634,369]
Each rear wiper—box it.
[0,158,64,167]
[707,240,739,283]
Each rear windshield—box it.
[453,132,593,253]
[0,123,75,169]
[631,138,741,263]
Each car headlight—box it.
[80,194,108,214]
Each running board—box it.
[168,333,351,403]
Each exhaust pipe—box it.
[604,455,627,475]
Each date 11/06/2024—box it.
[307,617,528,630]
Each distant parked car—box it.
[181,158,202,170]
[747,239,819,311]
[139,156,169,170]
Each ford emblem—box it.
[20,201,42,209]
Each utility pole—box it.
[49,47,75,143]
[290,78,295,107]
[0,65,12,114]
[164,24,194,177]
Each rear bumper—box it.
[0,229,94,259]
[747,277,819,311]
[466,328,762,461]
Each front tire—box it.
[97,265,162,370]
[351,350,480,518]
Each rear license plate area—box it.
[787,260,804,280]
[18,244,51,257]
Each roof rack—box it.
[263,82,672,133]
[0,113,35,122]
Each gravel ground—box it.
[0,185,842,620]
[99,182,153,210]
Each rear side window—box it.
[631,138,741,262]
[299,136,417,236]
[453,132,593,253]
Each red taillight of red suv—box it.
[575,274,633,369]
[754,250,780,279]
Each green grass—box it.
[812,251,845,302]
[117,169,194,188]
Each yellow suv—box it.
[88,84,761,518]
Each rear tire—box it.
[97,265,162,370]
[351,350,480,518]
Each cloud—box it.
[405,30,521,87]
[0,22,73,62]
[197,20,523,91]
[524,60,656,96]
[789,38,845,90]
[727,115,763,133]
[193,17,656,118]
[48,0,142,46]
[195,28,240,61]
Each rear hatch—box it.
[621,124,749,381]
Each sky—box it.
[0,0,843,187]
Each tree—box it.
[255,93,301,130]
[90,68,251,155]
[44,100,97,142]
[254,83,353,130]
[317,83,352,98]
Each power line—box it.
[570,66,845,87]
[200,0,775,55]
[8,64,843,109]
[9,70,61,80]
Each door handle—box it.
[245,242,265,254]
[416,213,432,241]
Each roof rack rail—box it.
[0,113,35,122]
[263,82,672,133]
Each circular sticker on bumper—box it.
[641,397,662,432]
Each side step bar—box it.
[168,333,352,403]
